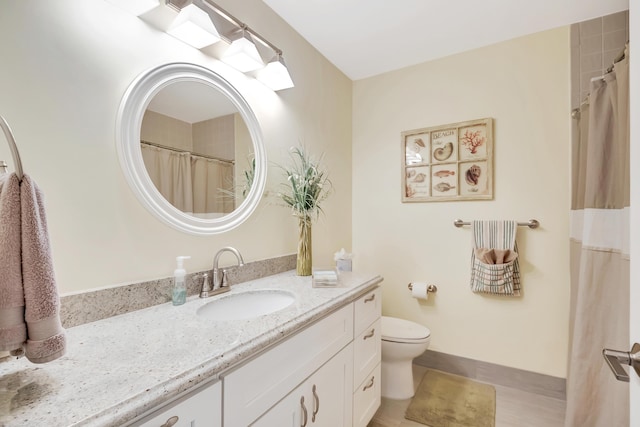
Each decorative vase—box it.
[297,216,312,276]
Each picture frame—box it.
[401,118,493,202]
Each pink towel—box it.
[0,173,27,353]
[0,173,66,363]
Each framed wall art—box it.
[401,118,493,202]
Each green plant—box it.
[278,146,331,223]
[217,154,256,203]
[241,155,255,198]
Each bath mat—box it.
[405,369,496,427]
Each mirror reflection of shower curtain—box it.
[565,52,629,427]
[141,144,235,216]
[191,155,235,216]
[141,143,193,212]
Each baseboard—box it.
[414,349,566,400]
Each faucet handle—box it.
[220,269,228,288]
[199,273,211,298]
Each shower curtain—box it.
[191,154,235,216]
[141,143,193,212]
[141,143,235,216]
[565,51,629,427]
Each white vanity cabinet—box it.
[131,381,221,427]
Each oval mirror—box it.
[116,63,266,235]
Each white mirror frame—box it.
[116,62,266,235]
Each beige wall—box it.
[141,110,193,150]
[193,115,235,160]
[353,28,572,377]
[0,0,352,293]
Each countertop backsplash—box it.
[60,254,296,328]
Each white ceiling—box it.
[261,0,629,80]
[147,81,238,124]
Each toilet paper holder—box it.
[407,283,438,293]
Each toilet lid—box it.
[382,316,431,341]
[381,316,431,342]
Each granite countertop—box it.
[0,270,382,427]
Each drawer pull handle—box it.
[364,294,376,303]
[312,384,320,422]
[363,329,375,340]
[160,416,179,427]
[363,376,375,392]
[300,396,308,427]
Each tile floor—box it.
[368,364,566,427]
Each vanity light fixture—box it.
[106,0,159,16]
[222,27,264,73]
[256,52,294,91]
[167,3,221,49]
[164,0,294,91]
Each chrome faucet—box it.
[200,247,245,298]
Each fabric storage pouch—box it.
[470,248,519,295]
[469,221,522,296]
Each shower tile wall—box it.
[570,10,629,109]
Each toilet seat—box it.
[381,316,431,344]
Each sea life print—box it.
[412,173,427,183]
[433,170,455,178]
[433,142,454,161]
[460,129,486,154]
[406,185,415,198]
[402,118,492,202]
[406,136,427,164]
[465,164,482,185]
[434,182,455,192]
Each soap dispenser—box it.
[172,256,191,306]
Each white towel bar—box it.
[0,115,23,181]
[453,219,540,229]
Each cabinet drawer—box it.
[132,381,221,427]
[353,318,381,390]
[224,304,354,426]
[354,287,381,335]
[353,363,381,427]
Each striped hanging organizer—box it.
[470,220,521,296]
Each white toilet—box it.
[381,316,431,400]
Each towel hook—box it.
[0,115,24,181]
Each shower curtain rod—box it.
[571,42,629,119]
[453,219,540,229]
[606,42,628,73]
[141,140,235,164]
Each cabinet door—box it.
[133,381,221,427]
[308,344,353,427]
[252,345,353,427]
[250,384,302,427]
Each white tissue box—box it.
[336,259,352,272]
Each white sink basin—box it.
[197,290,296,321]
